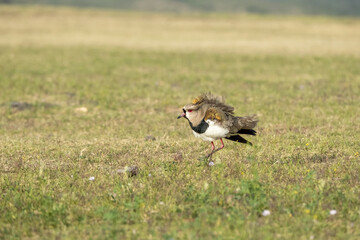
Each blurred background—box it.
[2,0,360,16]
[1,0,360,239]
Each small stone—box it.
[145,135,156,141]
[128,166,139,176]
[117,166,139,177]
[10,101,32,111]
[75,107,88,113]
[65,92,76,98]
[173,152,183,162]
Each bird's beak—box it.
[177,113,186,119]
[177,109,186,119]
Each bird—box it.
[177,93,258,159]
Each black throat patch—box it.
[189,119,209,134]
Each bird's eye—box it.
[188,110,193,112]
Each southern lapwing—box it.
[177,93,258,159]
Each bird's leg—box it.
[206,139,225,159]
[213,138,225,154]
[206,141,215,159]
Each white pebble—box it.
[262,210,271,216]
[329,210,337,215]
[75,107,88,113]
[89,176,95,181]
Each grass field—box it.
[1,5,360,239]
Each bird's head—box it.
[177,100,207,126]
[177,104,198,119]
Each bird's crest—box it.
[191,93,221,105]
[191,95,205,105]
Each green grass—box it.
[0,5,360,240]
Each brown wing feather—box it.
[194,93,234,115]
[204,107,223,121]
[227,114,258,133]
[234,115,259,130]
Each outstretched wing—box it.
[193,93,235,115]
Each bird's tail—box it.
[225,135,252,145]
[237,129,256,135]
[237,114,258,129]
[226,115,258,145]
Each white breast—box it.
[192,120,229,142]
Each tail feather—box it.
[225,135,253,145]
[237,129,257,136]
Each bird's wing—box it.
[193,93,235,115]
[204,107,224,122]
[238,115,258,129]
[229,115,258,132]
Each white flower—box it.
[148,173,152,177]
[329,210,337,215]
[209,161,215,166]
[262,210,271,216]
[89,176,95,181]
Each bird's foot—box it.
[206,151,215,158]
